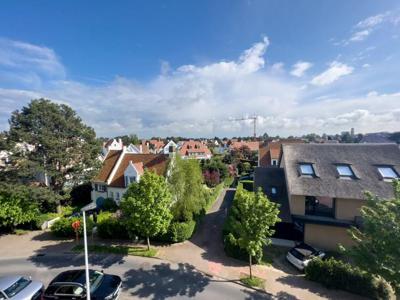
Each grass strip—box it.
[72,244,157,257]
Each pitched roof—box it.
[94,150,122,182]
[178,140,211,156]
[108,153,169,187]
[259,139,304,167]
[254,167,292,222]
[230,141,260,152]
[282,143,400,200]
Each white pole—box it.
[83,211,91,300]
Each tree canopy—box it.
[7,99,101,192]
[342,180,400,292]
[121,171,173,249]
[168,156,206,221]
[227,186,280,277]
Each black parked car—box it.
[43,269,121,300]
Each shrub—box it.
[97,213,129,239]
[156,220,196,243]
[305,258,395,300]
[101,198,118,212]
[51,217,94,238]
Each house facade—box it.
[256,143,400,250]
[91,147,170,205]
[178,140,212,160]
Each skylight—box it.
[299,163,315,176]
[336,164,354,177]
[378,167,398,179]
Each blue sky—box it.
[0,1,399,137]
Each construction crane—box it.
[230,115,258,139]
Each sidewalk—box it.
[158,188,364,300]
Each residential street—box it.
[0,254,266,300]
[0,188,363,300]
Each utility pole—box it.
[230,115,258,139]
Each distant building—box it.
[178,140,212,160]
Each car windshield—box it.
[290,246,316,261]
[90,271,104,292]
[4,277,31,297]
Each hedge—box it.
[51,217,94,238]
[305,258,395,300]
[96,213,130,239]
[155,220,196,243]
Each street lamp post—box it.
[83,210,91,300]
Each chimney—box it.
[139,145,142,153]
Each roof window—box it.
[336,164,355,178]
[299,163,315,176]
[378,166,398,180]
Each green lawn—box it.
[240,275,265,288]
[72,244,157,257]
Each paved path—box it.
[158,188,363,300]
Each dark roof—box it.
[282,143,400,200]
[254,167,292,222]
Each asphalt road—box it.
[0,254,268,300]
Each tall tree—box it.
[230,187,280,278]
[168,156,206,221]
[342,181,400,292]
[121,171,173,250]
[7,99,101,193]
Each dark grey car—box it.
[0,276,43,300]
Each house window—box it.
[271,159,278,166]
[129,176,136,183]
[96,184,106,192]
[299,163,315,176]
[305,196,335,218]
[336,164,355,178]
[378,166,398,179]
[116,192,120,201]
[109,191,114,199]
[271,187,277,195]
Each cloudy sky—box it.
[0,1,399,138]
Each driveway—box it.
[158,188,363,300]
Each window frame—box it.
[336,164,355,178]
[299,163,315,176]
[377,166,399,180]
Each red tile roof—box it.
[230,141,260,152]
[95,150,122,182]
[108,153,169,187]
[259,139,304,167]
[178,140,211,157]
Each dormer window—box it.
[336,164,355,178]
[377,166,398,180]
[299,163,315,176]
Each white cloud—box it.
[0,37,399,137]
[0,38,65,78]
[349,30,370,42]
[346,10,400,43]
[290,61,312,77]
[310,61,354,86]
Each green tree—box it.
[7,99,101,193]
[168,156,206,221]
[121,171,173,250]
[230,187,280,278]
[0,184,40,230]
[342,180,400,292]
